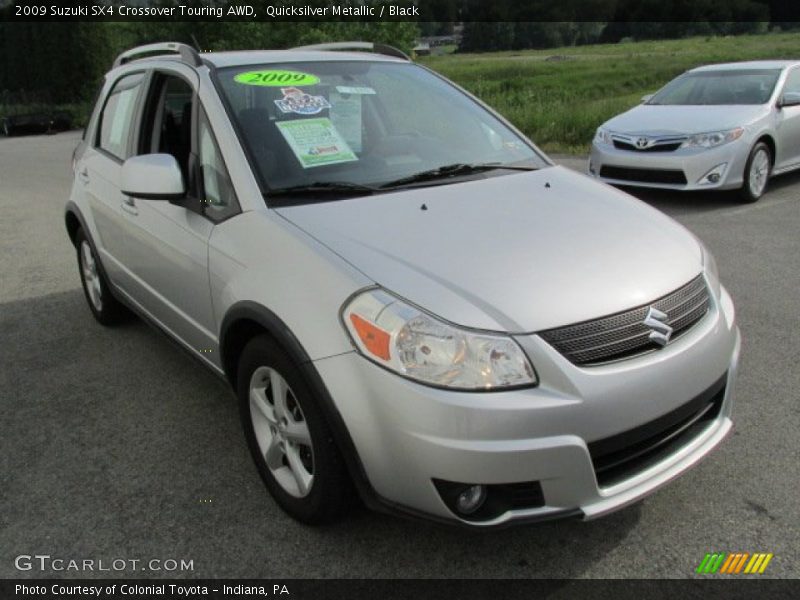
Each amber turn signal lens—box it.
[349,313,391,361]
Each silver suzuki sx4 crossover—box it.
[66,42,740,528]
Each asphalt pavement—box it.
[1,132,798,578]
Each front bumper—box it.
[314,282,740,527]
[589,138,750,191]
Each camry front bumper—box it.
[589,138,750,191]
[314,283,740,527]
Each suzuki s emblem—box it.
[635,137,651,149]
[643,307,673,347]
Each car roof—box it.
[690,60,800,73]
[201,50,407,68]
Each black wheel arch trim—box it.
[64,201,118,298]
[65,200,89,246]
[219,300,386,514]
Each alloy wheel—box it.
[249,366,315,498]
[749,148,769,198]
[80,240,103,311]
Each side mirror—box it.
[641,94,654,104]
[121,154,186,200]
[778,91,800,108]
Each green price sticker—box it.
[234,70,319,87]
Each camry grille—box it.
[610,134,687,153]
[539,275,710,366]
[613,140,683,152]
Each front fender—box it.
[210,209,371,362]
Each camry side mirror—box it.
[641,94,654,104]
[778,91,800,108]
[121,154,186,200]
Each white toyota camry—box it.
[590,60,800,202]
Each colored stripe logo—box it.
[696,552,773,574]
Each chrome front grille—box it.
[613,140,682,152]
[540,275,710,366]
[610,133,687,153]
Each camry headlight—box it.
[594,127,612,145]
[342,288,537,390]
[681,127,744,149]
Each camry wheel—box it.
[237,334,353,524]
[75,228,129,325]
[740,142,771,203]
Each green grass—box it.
[420,32,800,154]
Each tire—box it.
[739,141,771,203]
[237,334,353,524]
[74,228,129,325]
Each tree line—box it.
[422,0,795,51]
[0,21,419,105]
[454,21,791,53]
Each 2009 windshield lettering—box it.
[234,70,319,87]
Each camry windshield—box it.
[216,61,545,201]
[648,69,781,106]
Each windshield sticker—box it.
[233,70,319,87]
[274,87,331,115]
[335,85,376,95]
[504,140,526,151]
[330,92,363,153]
[275,118,358,168]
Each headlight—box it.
[681,127,744,149]
[342,288,537,390]
[696,239,721,299]
[594,127,612,145]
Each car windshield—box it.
[648,69,781,106]
[216,61,546,202]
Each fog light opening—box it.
[433,479,545,522]
[698,163,727,185]
[455,485,487,515]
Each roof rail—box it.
[113,42,203,69]
[290,41,411,61]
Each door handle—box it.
[78,168,90,184]
[121,197,138,216]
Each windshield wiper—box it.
[378,162,538,189]
[268,181,378,197]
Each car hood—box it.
[276,166,702,333]
[604,104,768,135]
